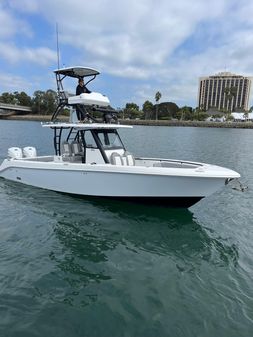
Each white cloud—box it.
[8,0,229,69]
[0,3,33,39]
[0,7,16,38]
[0,42,56,66]
[8,0,39,13]
[0,73,32,92]
[2,0,253,107]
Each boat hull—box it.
[0,159,234,207]
[73,195,203,208]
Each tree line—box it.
[0,90,209,121]
[0,90,58,115]
[119,92,208,121]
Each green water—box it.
[0,121,252,336]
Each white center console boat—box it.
[0,66,240,208]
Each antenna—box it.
[56,22,60,69]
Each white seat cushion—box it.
[110,152,123,165]
[125,151,135,166]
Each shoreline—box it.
[1,114,253,129]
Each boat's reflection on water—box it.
[3,180,238,266]
[2,181,239,307]
[58,194,238,265]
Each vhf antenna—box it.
[56,22,60,69]
[55,23,62,102]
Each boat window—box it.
[96,130,123,149]
[84,130,97,148]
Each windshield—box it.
[96,130,124,149]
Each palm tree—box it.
[155,91,162,120]
[143,100,154,120]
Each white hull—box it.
[0,157,239,207]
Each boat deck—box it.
[18,155,203,169]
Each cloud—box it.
[7,0,229,70]
[2,0,253,107]
[8,0,39,13]
[0,3,33,39]
[0,42,56,66]
[72,1,226,69]
[0,73,32,92]
[0,7,17,38]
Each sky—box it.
[1,0,253,109]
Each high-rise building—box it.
[198,72,252,111]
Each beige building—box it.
[198,72,252,111]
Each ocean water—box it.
[0,120,252,337]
